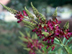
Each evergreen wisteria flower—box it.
[25,38,44,54]
[19,35,44,54]
[32,18,72,50]
[15,10,28,23]
[1,2,72,54]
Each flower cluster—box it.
[14,8,72,51]
[15,10,28,23]
[14,5,72,53]
[32,18,72,49]
[23,36,44,54]
[1,2,72,54]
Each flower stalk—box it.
[1,2,72,54]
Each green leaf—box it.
[18,42,26,47]
[64,21,69,30]
[26,31,30,37]
[53,8,57,17]
[0,3,17,14]
[24,48,31,51]
[19,37,28,42]
[37,49,42,53]
[22,20,35,27]
[19,31,25,37]
[65,37,72,45]
[54,38,59,43]
[42,24,45,27]
[32,34,37,39]
[42,31,49,37]
[63,38,67,44]
[41,44,47,53]
[39,13,46,21]
[58,48,62,54]
[66,46,72,54]
[28,39,32,42]
[53,46,62,51]
[34,34,38,39]
[24,25,33,30]
[54,40,60,45]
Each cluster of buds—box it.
[1,2,72,54]
[24,37,44,54]
[19,32,44,54]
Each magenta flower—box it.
[32,18,72,50]
[15,10,28,23]
[23,10,28,16]
[63,29,72,39]
[23,37,44,54]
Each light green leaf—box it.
[19,31,25,37]
[65,37,72,45]
[42,31,49,37]
[54,38,59,43]
[24,48,31,51]
[66,46,72,54]
[39,13,46,21]
[32,34,37,39]
[22,20,35,27]
[26,31,30,37]
[24,25,33,30]
[19,37,28,42]
[64,21,69,30]
[63,38,67,44]
[37,49,42,53]
[28,39,32,42]
[53,8,57,17]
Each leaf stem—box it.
[57,38,70,54]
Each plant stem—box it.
[57,38,69,54]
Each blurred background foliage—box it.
[7,0,72,9]
[0,19,30,54]
[0,0,72,54]
[6,0,72,18]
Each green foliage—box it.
[31,2,39,17]
[42,31,49,37]
[19,42,26,47]
[19,37,28,42]
[32,34,38,39]
[54,38,60,45]
[22,20,35,28]
[25,7,34,19]
[19,31,25,37]
[7,0,72,10]
[31,2,46,21]
[0,20,29,54]
[64,21,69,30]
[53,8,57,17]
[24,48,31,51]
[0,3,17,14]
[26,31,30,37]
[53,37,72,54]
